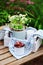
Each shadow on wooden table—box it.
[22,55,43,65]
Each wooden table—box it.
[0,41,43,65]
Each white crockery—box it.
[14,46,25,56]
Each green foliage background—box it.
[0,0,43,29]
[31,0,43,29]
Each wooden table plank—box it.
[0,48,9,55]
[0,45,5,50]
[7,47,43,65]
[0,40,4,45]
[0,44,43,65]
[0,56,16,65]
[0,52,12,60]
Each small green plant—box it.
[9,14,29,30]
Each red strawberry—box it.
[14,41,25,48]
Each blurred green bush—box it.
[0,0,43,29]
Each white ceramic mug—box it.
[14,46,25,55]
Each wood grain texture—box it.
[0,45,5,50]
[0,43,43,65]
[0,48,8,55]
[0,40,4,45]
[7,47,43,65]
[0,56,16,65]
[0,52,12,60]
